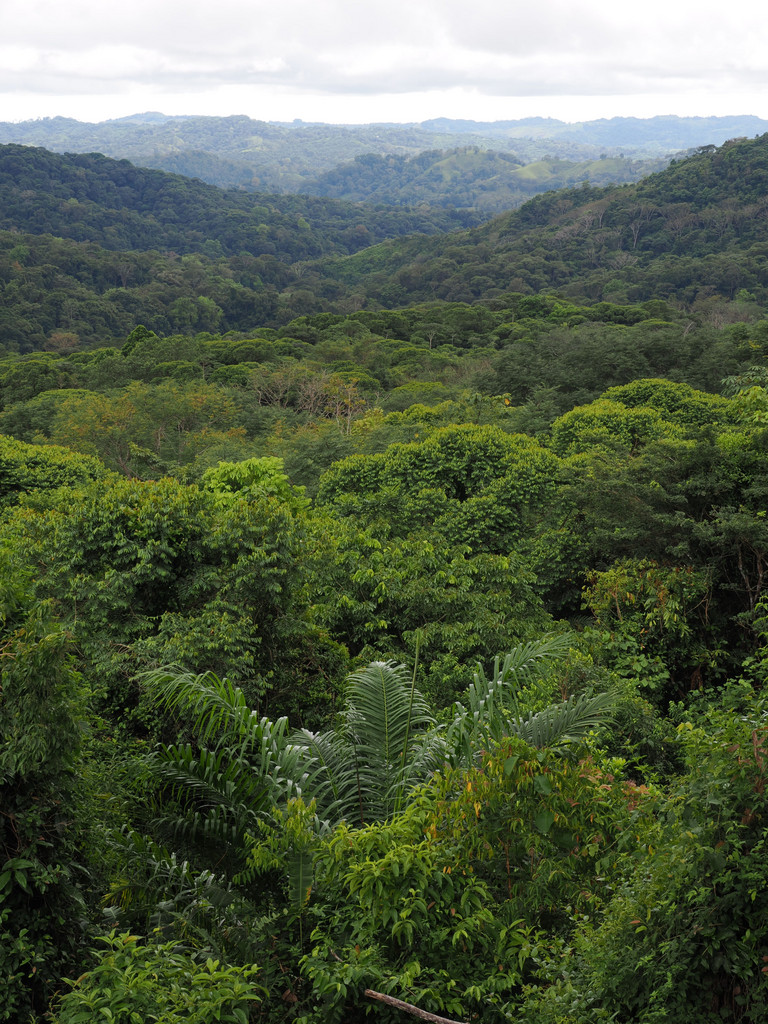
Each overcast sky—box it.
[1,0,766,125]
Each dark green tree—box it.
[0,558,91,1020]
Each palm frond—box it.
[151,738,285,812]
[105,827,230,916]
[445,635,579,767]
[470,634,575,713]
[344,660,435,763]
[145,667,298,791]
[288,728,360,823]
[289,662,438,825]
[141,667,309,876]
[393,727,448,809]
[511,691,615,752]
[152,807,251,868]
[344,660,436,822]
[142,666,274,751]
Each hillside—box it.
[320,134,768,309]
[3,135,768,352]
[0,143,476,348]
[303,146,667,214]
[0,144,473,258]
[4,113,762,208]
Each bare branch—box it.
[363,988,469,1024]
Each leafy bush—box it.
[0,555,91,1020]
[299,735,653,1023]
[527,684,768,1022]
[51,932,264,1024]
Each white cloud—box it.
[1,0,767,122]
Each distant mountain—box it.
[2,113,761,203]
[419,115,768,152]
[0,114,513,193]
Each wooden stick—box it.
[363,988,469,1024]
[329,950,469,1024]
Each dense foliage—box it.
[322,134,768,308]
[3,131,768,1023]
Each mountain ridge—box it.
[3,113,763,201]
[2,133,768,351]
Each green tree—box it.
[0,556,91,1020]
[0,432,106,507]
[317,423,561,557]
[47,380,244,477]
[602,377,735,428]
[142,636,611,840]
[201,454,310,512]
[535,685,768,1023]
[582,558,715,703]
[548,398,682,458]
[4,475,339,725]
[309,518,550,702]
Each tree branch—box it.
[363,988,469,1024]
[329,948,469,1024]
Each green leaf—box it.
[13,871,31,894]
[534,774,553,796]
[534,809,556,834]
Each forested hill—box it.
[0,115,517,192]
[6,118,768,1024]
[3,134,768,351]
[2,113,766,194]
[0,134,667,221]
[0,144,475,258]
[302,147,667,214]
[323,133,768,308]
[0,142,479,350]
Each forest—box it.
[2,129,768,1023]
[2,113,768,196]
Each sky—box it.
[1,0,767,125]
